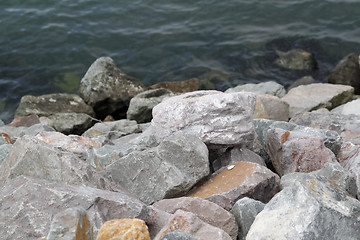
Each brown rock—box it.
[7,114,40,127]
[96,219,150,240]
[253,94,289,121]
[147,78,200,93]
[187,162,280,210]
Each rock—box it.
[230,197,265,240]
[127,88,174,123]
[96,219,150,240]
[79,57,145,119]
[7,114,40,127]
[187,162,280,210]
[148,78,200,93]
[160,230,197,240]
[247,168,360,240]
[287,76,317,91]
[47,207,93,240]
[275,49,317,70]
[328,53,360,94]
[331,98,360,115]
[0,123,55,143]
[282,83,354,117]
[225,81,286,98]
[266,128,336,176]
[153,197,238,240]
[0,144,11,166]
[154,210,232,240]
[290,111,360,145]
[102,133,209,204]
[0,176,149,239]
[253,94,289,121]
[146,90,256,148]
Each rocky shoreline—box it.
[1,51,360,239]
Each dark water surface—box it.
[1,0,360,122]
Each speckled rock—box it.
[225,81,286,98]
[96,219,150,240]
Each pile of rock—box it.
[1,53,360,239]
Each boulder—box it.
[153,197,238,240]
[230,197,265,240]
[146,90,256,148]
[7,114,40,127]
[102,133,209,204]
[79,57,145,119]
[253,94,289,121]
[160,230,197,240]
[266,128,336,176]
[287,76,317,91]
[127,88,174,123]
[0,123,55,143]
[147,78,200,93]
[225,81,286,98]
[275,49,317,70]
[331,98,360,115]
[281,83,354,117]
[187,162,280,210]
[96,219,150,240]
[328,53,360,94]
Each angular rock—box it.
[275,49,317,70]
[47,207,93,240]
[160,230,197,240]
[148,78,200,93]
[187,162,280,210]
[79,57,145,119]
[253,94,289,121]
[127,88,174,123]
[331,98,360,115]
[230,197,265,240]
[282,83,354,117]
[153,197,238,240]
[103,133,209,204]
[328,53,360,94]
[0,144,11,166]
[287,76,317,91]
[0,123,55,143]
[225,81,286,98]
[266,128,336,176]
[146,90,256,148]
[96,219,150,240]
[7,114,40,127]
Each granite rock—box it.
[147,78,200,93]
[275,49,317,70]
[225,81,286,98]
[96,219,150,240]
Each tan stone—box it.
[147,78,200,93]
[96,219,150,240]
[253,94,289,121]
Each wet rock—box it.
[7,114,40,127]
[275,49,317,70]
[187,162,280,210]
[225,81,286,98]
[253,94,289,121]
[146,90,256,148]
[102,133,209,204]
[79,57,145,119]
[331,98,360,115]
[96,219,150,240]
[127,88,174,123]
[282,83,354,117]
[0,123,55,143]
[328,53,360,94]
[230,197,265,240]
[147,78,200,93]
[287,76,317,91]
[153,197,238,240]
[160,230,197,240]
[266,128,336,176]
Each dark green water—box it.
[1,0,360,122]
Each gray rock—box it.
[282,83,354,117]
[230,197,265,240]
[287,76,317,91]
[0,123,55,143]
[225,81,286,98]
[253,94,289,121]
[146,90,256,148]
[127,88,174,123]
[331,98,360,116]
[160,230,197,240]
[79,57,145,119]
[328,53,360,94]
[0,119,4,126]
[102,133,210,204]
[275,49,317,70]
[0,144,12,166]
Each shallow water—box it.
[1,0,360,122]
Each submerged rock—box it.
[275,49,317,70]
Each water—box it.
[1,0,360,122]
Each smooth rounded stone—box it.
[78,57,145,119]
[266,128,336,176]
[187,162,280,210]
[7,114,40,127]
[230,197,265,240]
[160,230,197,240]
[253,94,289,121]
[282,83,354,117]
[287,76,317,91]
[328,53,360,94]
[127,88,174,123]
[331,98,360,115]
[0,176,149,239]
[224,81,286,98]
[15,93,95,118]
[102,133,210,204]
[146,90,256,148]
[247,178,360,240]
[154,210,232,240]
[47,207,93,240]
[0,144,12,166]
[0,123,55,143]
[275,49,317,70]
[96,219,150,240]
[153,197,238,240]
[147,78,200,93]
